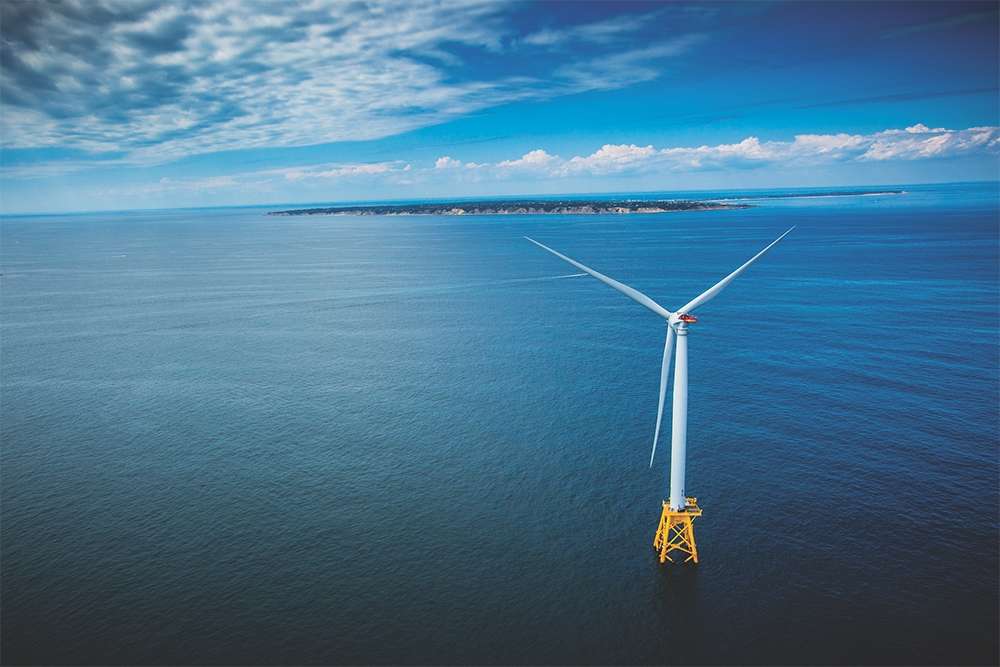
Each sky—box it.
[1,0,998,214]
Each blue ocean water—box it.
[1,182,997,666]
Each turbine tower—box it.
[527,228,793,563]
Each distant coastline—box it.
[267,199,748,216]
[266,190,905,216]
[716,189,906,201]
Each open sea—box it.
[1,182,997,666]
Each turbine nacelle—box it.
[670,313,697,328]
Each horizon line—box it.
[2,179,996,217]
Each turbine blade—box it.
[679,226,795,314]
[650,326,675,468]
[525,237,673,320]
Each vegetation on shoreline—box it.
[267,199,749,216]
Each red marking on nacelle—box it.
[679,313,697,323]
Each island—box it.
[267,198,749,216]
[267,189,906,216]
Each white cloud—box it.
[553,37,702,90]
[786,133,868,155]
[96,174,272,197]
[496,149,562,173]
[652,125,998,170]
[451,124,1000,180]
[284,161,406,181]
[860,125,1000,161]
[656,133,872,168]
[1,0,696,163]
[567,144,659,173]
[72,123,998,202]
[522,11,658,47]
[435,156,464,169]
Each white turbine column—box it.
[668,325,689,511]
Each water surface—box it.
[2,182,997,665]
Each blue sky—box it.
[1,0,997,213]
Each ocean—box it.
[2,182,997,665]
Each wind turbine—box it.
[526,228,793,562]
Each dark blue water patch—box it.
[2,184,997,665]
